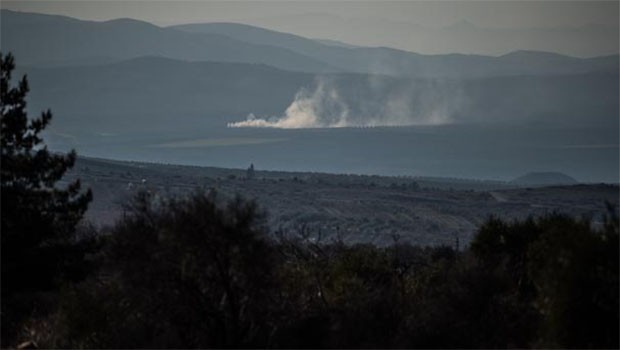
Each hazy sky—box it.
[2,1,619,56]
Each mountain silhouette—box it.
[2,10,617,78]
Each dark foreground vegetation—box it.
[3,190,619,349]
[2,52,618,348]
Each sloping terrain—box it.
[512,171,579,186]
[21,57,619,136]
[63,157,619,247]
[22,57,312,134]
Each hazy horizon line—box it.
[2,8,618,59]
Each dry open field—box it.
[64,157,619,247]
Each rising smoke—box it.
[228,76,465,129]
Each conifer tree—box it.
[1,52,92,340]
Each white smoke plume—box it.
[228,77,465,129]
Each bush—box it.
[471,211,619,348]
[33,190,620,348]
[53,190,279,348]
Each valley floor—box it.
[65,157,619,246]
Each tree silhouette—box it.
[1,52,92,343]
[23,189,276,348]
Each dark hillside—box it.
[21,58,619,136]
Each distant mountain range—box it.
[1,9,617,183]
[21,56,618,135]
[0,10,338,73]
[236,12,620,57]
[2,10,618,78]
[172,21,619,78]
[1,9,618,138]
